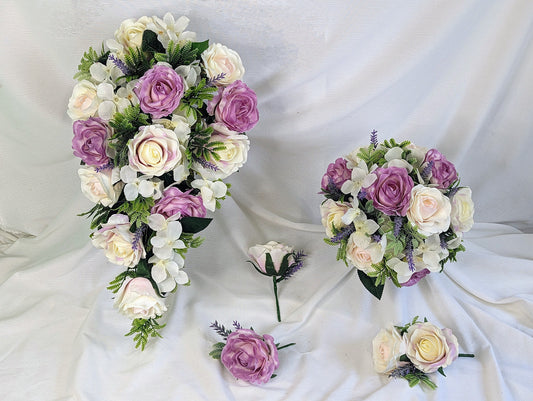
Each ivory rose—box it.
[248,241,295,274]
[67,80,100,120]
[193,123,249,180]
[78,166,122,207]
[407,185,451,235]
[128,124,184,176]
[346,234,386,272]
[404,322,459,373]
[201,43,245,85]
[450,187,474,233]
[113,16,154,50]
[114,277,167,320]
[91,214,146,267]
[372,326,406,373]
[320,199,351,238]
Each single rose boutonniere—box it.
[209,321,294,385]
[247,241,306,322]
[320,131,474,299]
[372,316,475,389]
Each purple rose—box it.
[134,65,184,118]
[321,158,351,190]
[72,117,111,166]
[151,187,206,219]
[401,268,430,287]
[208,80,259,133]
[220,329,279,385]
[423,149,458,189]
[365,166,414,216]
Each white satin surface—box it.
[1,1,532,400]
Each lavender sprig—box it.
[330,224,355,244]
[357,188,368,200]
[421,160,434,181]
[393,216,403,238]
[440,235,448,250]
[232,321,242,330]
[109,54,130,75]
[132,225,146,251]
[281,250,307,280]
[95,161,114,172]
[210,321,232,340]
[207,72,227,86]
[406,235,415,272]
[370,130,378,148]
[388,362,418,378]
[194,157,219,171]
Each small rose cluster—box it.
[209,321,294,385]
[372,317,474,389]
[68,13,258,349]
[320,133,474,297]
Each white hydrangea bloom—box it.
[191,179,227,212]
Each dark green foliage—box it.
[117,197,155,229]
[74,44,109,81]
[125,317,166,351]
[78,203,113,230]
[123,46,153,79]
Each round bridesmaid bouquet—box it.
[320,132,474,299]
[68,13,258,348]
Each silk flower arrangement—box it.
[320,132,474,299]
[68,13,258,349]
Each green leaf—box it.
[437,367,446,377]
[180,217,213,234]
[357,270,384,299]
[141,29,165,53]
[264,253,278,276]
[190,40,209,54]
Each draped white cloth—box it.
[1,1,532,400]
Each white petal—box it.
[211,181,227,198]
[151,263,168,283]
[148,214,166,231]
[157,277,177,293]
[154,245,173,260]
[120,165,137,183]
[385,147,403,161]
[90,63,107,82]
[138,180,155,197]
[97,101,115,121]
[97,82,114,100]
[166,221,183,239]
[151,236,167,248]
[123,183,139,201]
[174,270,189,285]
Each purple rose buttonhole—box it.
[209,321,295,385]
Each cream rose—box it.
[78,166,123,207]
[404,322,459,373]
[114,277,167,320]
[128,124,184,176]
[192,123,249,180]
[67,80,100,120]
[91,214,146,267]
[372,326,406,373]
[114,16,154,49]
[201,43,245,85]
[407,185,451,235]
[346,234,386,272]
[320,199,351,238]
[450,187,474,233]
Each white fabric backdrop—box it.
[1,1,532,400]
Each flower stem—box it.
[273,276,281,322]
[276,342,296,350]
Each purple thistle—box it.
[331,224,355,243]
[109,54,130,75]
[210,321,232,339]
[406,236,415,272]
[207,72,227,86]
[282,250,307,280]
[194,157,219,171]
[95,161,114,172]
[232,321,242,330]
[132,225,145,251]
[389,362,418,378]
[370,130,378,148]
[421,160,434,181]
[393,216,403,238]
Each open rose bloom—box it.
[372,318,472,390]
[320,134,474,298]
[69,13,258,348]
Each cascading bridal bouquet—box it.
[68,13,258,349]
[372,316,474,389]
[320,132,474,299]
